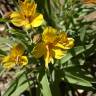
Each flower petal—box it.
[55,43,65,49]
[24,23,31,29]
[31,13,44,27]
[2,56,15,69]
[10,12,21,18]
[11,43,25,57]
[20,1,37,17]
[19,56,28,66]
[44,45,50,68]
[11,18,26,27]
[3,62,15,69]
[42,27,57,43]
[65,38,74,49]
[52,48,66,59]
[57,32,68,43]
[2,56,10,63]
[32,42,46,58]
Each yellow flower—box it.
[32,27,74,68]
[10,0,44,29]
[2,43,28,69]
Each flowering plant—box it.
[0,0,96,96]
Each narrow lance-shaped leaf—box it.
[0,49,6,55]
[40,73,52,96]
[3,70,33,96]
[60,44,93,64]
[0,18,9,22]
[64,71,93,87]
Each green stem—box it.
[12,0,19,10]
[25,68,32,96]
[25,29,33,44]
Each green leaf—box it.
[65,66,93,80]
[40,73,52,96]
[10,29,29,48]
[12,0,19,10]
[0,49,6,55]
[10,77,33,96]
[0,37,12,44]
[79,27,86,42]
[0,18,9,22]
[0,37,13,51]
[60,44,93,64]
[64,71,93,87]
[0,67,5,76]
[3,70,33,96]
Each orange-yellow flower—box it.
[2,43,28,69]
[83,0,96,4]
[32,27,74,68]
[10,0,44,29]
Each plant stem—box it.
[25,68,32,96]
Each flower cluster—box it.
[1,0,74,69]
[32,27,74,68]
[2,44,28,69]
[10,0,44,29]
